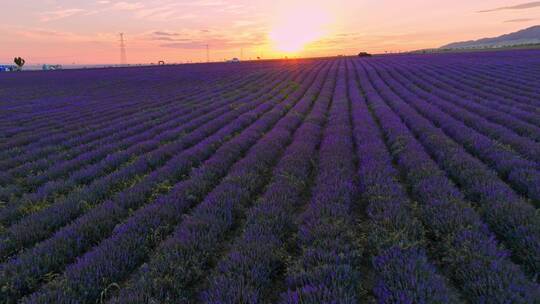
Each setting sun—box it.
[269,5,331,54]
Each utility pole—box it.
[120,33,127,66]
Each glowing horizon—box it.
[0,0,539,65]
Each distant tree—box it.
[14,57,25,71]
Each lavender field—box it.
[0,50,539,303]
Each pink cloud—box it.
[39,8,86,22]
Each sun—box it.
[269,5,330,54]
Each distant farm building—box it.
[0,65,17,72]
[42,64,63,71]
[358,52,372,57]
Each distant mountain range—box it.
[441,25,540,49]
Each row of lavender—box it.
[354,56,539,302]
[0,64,250,146]
[195,53,539,303]
[2,60,332,297]
[0,69,278,218]
[0,73,259,204]
[0,50,539,303]
[22,61,331,303]
[0,61,316,302]
[0,68,249,203]
[0,67,286,259]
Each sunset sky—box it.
[1,0,539,65]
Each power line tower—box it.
[206,44,209,63]
[119,33,127,66]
